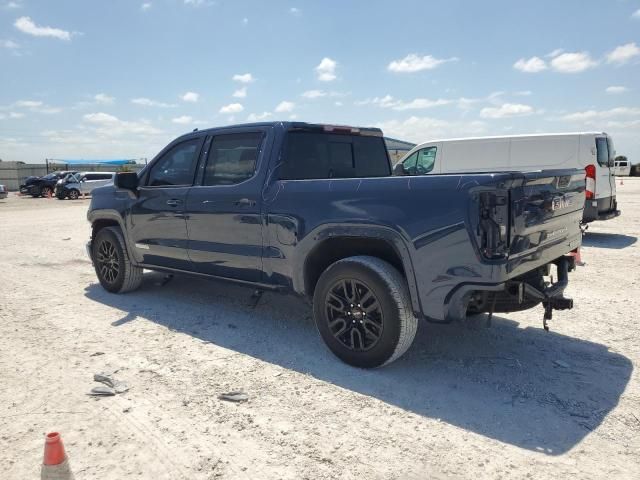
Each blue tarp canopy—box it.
[51,159,135,165]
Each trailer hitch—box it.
[517,256,575,331]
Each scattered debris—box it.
[89,372,130,396]
[89,352,105,357]
[88,386,116,396]
[62,237,71,241]
[218,391,249,403]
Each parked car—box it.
[613,156,631,176]
[55,171,115,199]
[20,171,78,198]
[394,132,620,223]
[0,184,7,199]
[87,122,584,368]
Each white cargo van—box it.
[613,158,631,176]
[394,132,620,223]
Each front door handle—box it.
[166,199,183,207]
[235,198,256,207]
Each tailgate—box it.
[473,169,584,277]
[508,169,584,275]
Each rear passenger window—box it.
[596,138,609,167]
[203,133,263,186]
[280,132,390,180]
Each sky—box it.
[1,0,639,164]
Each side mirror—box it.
[115,172,139,192]
[393,162,408,176]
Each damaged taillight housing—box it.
[477,191,510,259]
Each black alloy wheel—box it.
[325,278,384,352]
[96,238,120,285]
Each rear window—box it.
[595,138,609,167]
[280,132,391,180]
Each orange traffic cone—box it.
[41,432,75,480]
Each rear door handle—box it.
[235,198,256,207]
[166,199,183,207]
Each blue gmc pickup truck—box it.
[87,122,584,368]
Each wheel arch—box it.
[301,231,422,316]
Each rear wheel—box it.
[93,226,143,293]
[40,186,53,197]
[68,189,80,200]
[313,256,418,368]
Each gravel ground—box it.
[1,179,639,479]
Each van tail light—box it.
[585,164,596,200]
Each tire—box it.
[313,256,418,368]
[92,226,143,294]
[40,186,52,198]
[68,189,80,200]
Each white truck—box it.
[394,132,620,223]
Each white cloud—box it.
[550,51,598,73]
[387,53,458,73]
[355,95,449,111]
[1,39,19,49]
[561,107,640,122]
[376,116,487,143]
[141,2,152,11]
[606,42,640,65]
[83,112,161,136]
[9,111,24,118]
[513,56,547,73]
[289,7,300,15]
[180,91,199,103]
[4,1,22,9]
[514,90,533,96]
[275,101,295,113]
[184,0,213,6]
[335,101,343,107]
[232,73,254,83]
[301,90,326,99]
[172,115,193,125]
[15,100,43,108]
[247,112,272,121]
[546,48,564,58]
[480,103,535,119]
[393,98,450,111]
[632,9,640,19]
[131,97,176,108]
[219,103,244,114]
[94,93,115,105]
[606,86,628,94]
[242,17,248,25]
[315,57,337,82]
[232,87,247,98]
[10,99,61,114]
[14,16,71,40]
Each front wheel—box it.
[40,186,53,198]
[92,226,143,293]
[68,189,80,200]
[313,256,418,368]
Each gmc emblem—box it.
[552,197,573,211]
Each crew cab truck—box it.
[87,122,584,368]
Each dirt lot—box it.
[1,179,639,480]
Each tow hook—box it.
[543,296,574,331]
[519,256,575,331]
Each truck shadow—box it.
[84,273,632,456]
[583,232,637,249]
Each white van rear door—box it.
[595,137,614,200]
